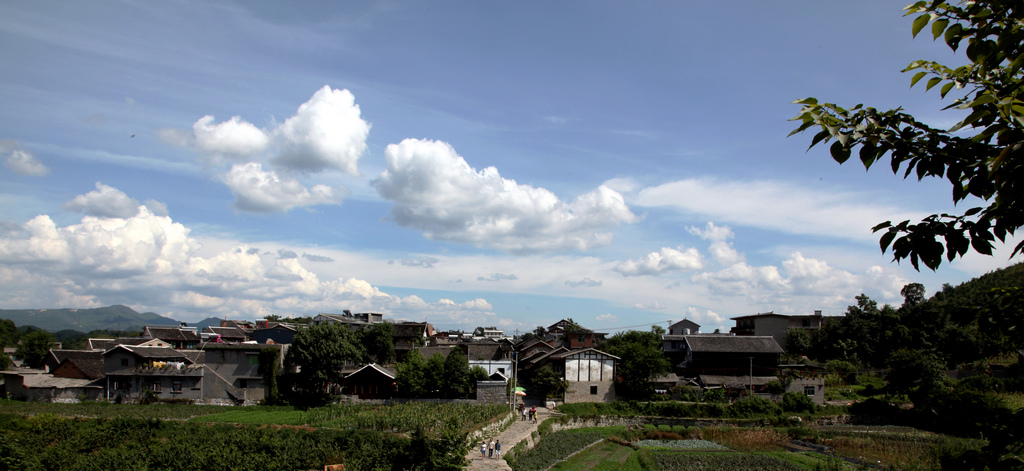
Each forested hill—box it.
[804,261,1024,369]
[925,261,1024,308]
[0,305,179,333]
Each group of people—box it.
[479,439,501,460]
[518,403,537,423]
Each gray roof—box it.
[144,327,200,342]
[684,335,783,354]
[20,374,102,389]
[88,337,163,350]
[105,345,191,361]
[698,375,778,388]
[347,363,396,379]
[51,350,104,379]
[203,326,247,339]
[415,346,455,359]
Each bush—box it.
[781,392,818,414]
[849,397,901,422]
[726,397,781,418]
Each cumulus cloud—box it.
[272,86,370,175]
[64,182,141,218]
[2,141,49,177]
[615,246,704,276]
[222,162,345,212]
[688,222,743,265]
[478,273,517,282]
[373,138,638,253]
[277,249,298,259]
[634,178,923,242]
[0,207,497,323]
[192,115,270,159]
[144,200,169,217]
[596,313,616,322]
[302,253,334,262]
[565,277,602,288]
[162,86,369,175]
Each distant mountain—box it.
[0,305,180,333]
[194,317,227,331]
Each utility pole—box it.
[748,357,753,397]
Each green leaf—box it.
[944,23,963,50]
[792,97,819,105]
[925,77,942,91]
[912,14,930,38]
[930,18,948,40]
[830,141,851,164]
[910,71,928,88]
[939,81,955,98]
[879,230,897,252]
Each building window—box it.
[248,355,260,365]
[578,334,585,343]
[804,386,815,396]
[172,381,182,393]
[120,358,129,367]
[149,382,161,393]
[497,368,505,375]
[590,386,598,395]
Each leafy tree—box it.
[395,349,428,397]
[284,323,363,402]
[533,326,547,337]
[357,322,395,364]
[603,327,671,399]
[257,347,282,404]
[886,348,952,398]
[784,328,812,356]
[425,353,446,398]
[790,1,1024,270]
[531,366,567,399]
[901,283,926,308]
[442,348,471,398]
[0,319,21,347]
[15,330,55,369]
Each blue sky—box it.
[1,1,1020,334]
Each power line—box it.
[595,320,674,332]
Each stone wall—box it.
[563,381,615,403]
[475,381,508,404]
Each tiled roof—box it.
[52,350,104,379]
[204,326,247,339]
[347,363,397,379]
[683,335,783,354]
[107,345,191,361]
[698,375,778,388]
[392,323,429,338]
[21,374,102,389]
[88,337,160,350]
[144,327,200,342]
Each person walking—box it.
[495,439,501,458]
[480,441,487,460]
[531,406,537,423]
[488,439,495,459]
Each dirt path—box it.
[464,406,556,470]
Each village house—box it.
[730,311,823,350]
[675,334,784,376]
[140,325,200,349]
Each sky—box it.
[1,1,1021,335]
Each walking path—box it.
[464,404,557,470]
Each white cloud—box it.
[63,182,141,218]
[373,138,638,253]
[144,200,169,217]
[615,246,704,276]
[2,141,49,177]
[272,86,370,175]
[596,313,616,322]
[566,277,602,288]
[634,178,923,242]
[192,115,270,158]
[688,222,743,266]
[478,273,517,282]
[0,207,497,323]
[222,162,345,212]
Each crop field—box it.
[509,424,983,471]
[0,400,508,470]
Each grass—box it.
[549,440,633,471]
[1001,392,1024,411]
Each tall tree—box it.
[603,327,670,400]
[425,352,446,398]
[442,348,471,398]
[395,349,428,397]
[791,1,1024,270]
[357,322,395,364]
[284,323,363,401]
[15,330,55,369]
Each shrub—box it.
[781,392,818,414]
[726,396,781,418]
